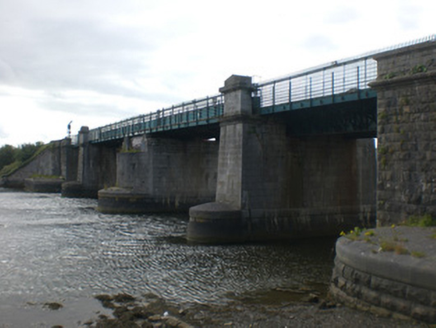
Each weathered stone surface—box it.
[98,135,219,213]
[24,178,64,193]
[351,269,371,287]
[188,74,376,243]
[360,285,382,306]
[331,226,436,323]
[69,127,119,198]
[2,139,77,189]
[406,285,432,305]
[372,41,436,225]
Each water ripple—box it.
[0,191,335,306]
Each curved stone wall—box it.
[330,227,436,323]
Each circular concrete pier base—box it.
[97,188,208,214]
[98,188,157,214]
[330,227,436,323]
[187,202,246,244]
[24,178,64,193]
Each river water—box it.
[0,189,336,327]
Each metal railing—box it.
[256,58,377,108]
[87,95,224,143]
[70,34,435,144]
[255,34,436,109]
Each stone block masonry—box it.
[63,126,118,198]
[98,135,218,213]
[330,227,436,323]
[188,75,376,243]
[329,40,436,325]
[371,41,436,226]
[1,139,76,190]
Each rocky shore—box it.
[78,291,429,328]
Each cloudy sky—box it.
[0,0,434,146]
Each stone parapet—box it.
[373,41,436,79]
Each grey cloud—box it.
[0,17,157,95]
[38,98,139,120]
[0,0,199,117]
[0,0,213,135]
[37,89,182,118]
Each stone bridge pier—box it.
[188,75,376,243]
[62,126,118,198]
[97,133,219,214]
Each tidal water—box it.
[0,189,336,327]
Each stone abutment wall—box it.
[1,139,76,191]
[331,40,436,324]
[371,41,436,226]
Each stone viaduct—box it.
[2,39,435,244]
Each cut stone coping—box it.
[189,202,241,220]
[335,226,436,292]
[187,202,245,243]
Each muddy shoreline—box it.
[2,291,430,327]
[79,292,428,328]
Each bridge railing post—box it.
[331,72,335,103]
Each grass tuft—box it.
[403,214,436,227]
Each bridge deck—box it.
[73,35,435,144]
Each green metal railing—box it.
[87,95,224,143]
[255,34,436,112]
[72,34,435,144]
[255,57,377,112]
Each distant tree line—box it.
[0,142,45,174]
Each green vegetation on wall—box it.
[0,142,46,177]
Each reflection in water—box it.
[0,190,335,310]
